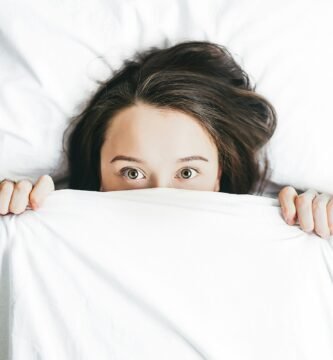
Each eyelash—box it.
[119,167,200,181]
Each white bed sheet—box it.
[1,0,333,194]
[0,188,333,359]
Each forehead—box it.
[103,103,217,155]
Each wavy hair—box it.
[63,40,277,194]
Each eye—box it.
[120,167,145,181]
[119,167,200,181]
[176,167,199,180]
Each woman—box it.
[0,40,332,239]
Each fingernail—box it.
[318,231,330,239]
[287,218,294,225]
[287,214,297,224]
[31,201,39,210]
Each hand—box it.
[278,186,333,240]
[0,175,55,215]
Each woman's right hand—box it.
[0,175,55,215]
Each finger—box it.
[9,180,33,214]
[312,194,331,240]
[29,175,55,209]
[295,189,318,233]
[0,180,15,215]
[328,198,333,235]
[278,186,298,225]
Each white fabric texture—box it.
[0,0,332,194]
[1,188,333,360]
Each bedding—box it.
[1,0,333,194]
[1,188,333,360]
[1,1,333,359]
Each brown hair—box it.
[63,40,277,194]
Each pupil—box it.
[129,169,137,179]
[182,169,191,178]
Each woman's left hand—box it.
[278,186,333,240]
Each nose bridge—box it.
[149,172,173,188]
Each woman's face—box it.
[100,102,222,192]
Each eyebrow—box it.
[110,155,209,164]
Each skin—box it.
[0,175,54,214]
[0,102,332,240]
[279,187,333,240]
[99,102,222,192]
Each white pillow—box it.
[0,0,332,194]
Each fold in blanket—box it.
[0,188,333,360]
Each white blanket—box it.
[1,188,333,360]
